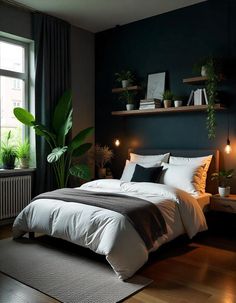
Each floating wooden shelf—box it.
[183,74,224,85]
[183,76,208,85]
[112,85,142,93]
[112,104,225,116]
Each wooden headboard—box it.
[128,148,220,194]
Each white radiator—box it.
[0,175,32,220]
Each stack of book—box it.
[139,98,162,110]
[187,88,208,106]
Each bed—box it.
[12,149,219,280]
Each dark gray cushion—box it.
[131,164,163,183]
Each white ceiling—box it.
[12,0,206,33]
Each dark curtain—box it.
[32,13,71,194]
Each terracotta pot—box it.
[163,100,172,108]
[218,186,230,197]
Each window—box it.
[0,37,29,144]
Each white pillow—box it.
[169,155,212,193]
[160,162,205,195]
[120,160,161,182]
[130,152,170,164]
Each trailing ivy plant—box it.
[13,90,94,188]
[205,57,219,139]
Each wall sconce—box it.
[225,111,232,154]
[114,139,120,147]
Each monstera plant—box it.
[14,90,93,188]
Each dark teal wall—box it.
[95,0,236,184]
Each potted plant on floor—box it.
[14,90,94,188]
[95,144,113,178]
[211,169,234,197]
[0,131,18,169]
[162,90,174,108]
[115,70,134,88]
[17,140,30,169]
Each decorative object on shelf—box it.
[162,90,174,108]
[225,111,232,154]
[115,70,134,88]
[174,100,183,107]
[14,90,94,188]
[114,139,120,147]
[139,98,161,110]
[0,131,17,169]
[95,144,113,178]
[17,140,30,169]
[211,169,234,197]
[193,56,221,139]
[147,72,166,100]
[119,89,136,110]
[201,66,207,77]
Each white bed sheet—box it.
[13,179,207,280]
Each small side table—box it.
[210,194,236,214]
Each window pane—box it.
[0,76,24,144]
[0,41,25,73]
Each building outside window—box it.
[0,37,29,145]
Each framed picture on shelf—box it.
[147,72,166,100]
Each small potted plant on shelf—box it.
[115,70,134,88]
[17,140,30,169]
[0,131,18,169]
[119,89,135,110]
[211,169,234,197]
[162,90,174,108]
[95,144,114,178]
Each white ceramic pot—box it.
[126,104,134,111]
[201,66,207,77]
[174,100,183,107]
[218,186,230,197]
[122,80,130,88]
[163,100,172,108]
[98,168,106,179]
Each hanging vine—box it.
[205,57,219,139]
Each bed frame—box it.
[128,148,219,194]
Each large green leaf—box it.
[47,146,68,163]
[69,164,91,180]
[57,109,73,146]
[72,143,92,157]
[52,90,72,132]
[32,123,56,142]
[68,127,94,152]
[13,108,35,126]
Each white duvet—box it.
[13,179,207,280]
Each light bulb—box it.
[114,139,120,147]
[225,139,232,154]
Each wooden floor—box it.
[0,225,236,303]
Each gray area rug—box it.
[0,237,152,303]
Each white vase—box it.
[218,186,230,197]
[126,104,134,111]
[174,100,183,107]
[122,80,129,88]
[20,158,29,169]
[201,66,207,77]
[98,168,106,179]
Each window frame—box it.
[0,35,30,140]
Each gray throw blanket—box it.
[33,188,167,250]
